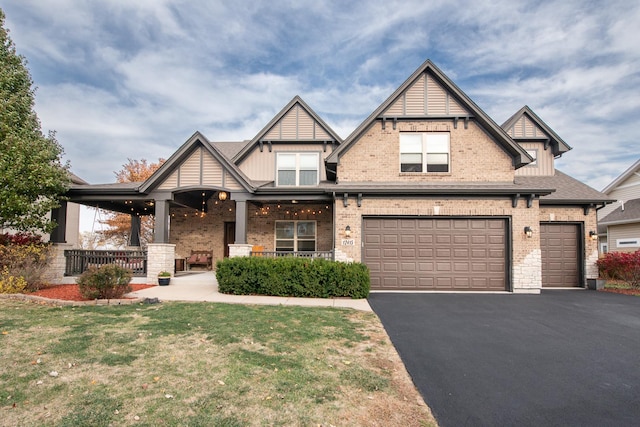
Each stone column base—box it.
[147,243,176,281]
[228,244,253,258]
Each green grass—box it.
[0,299,436,426]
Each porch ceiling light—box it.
[589,230,598,241]
[218,191,228,201]
[524,226,533,238]
[345,225,351,237]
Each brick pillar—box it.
[147,243,175,281]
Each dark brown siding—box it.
[540,223,580,287]
[363,218,507,291]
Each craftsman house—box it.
[54,60,611,292]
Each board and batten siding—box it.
[238,144,334,182]
[608,223,640,252]
[598,172,640,219]
[514,142,555,176]
[264,105,331,141]
[384,72,469,117]
[157,146,242,190]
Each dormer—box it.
[234,96,342,186]
[502,106,572,177]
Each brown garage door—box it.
[540,223,581,287]
[363,217,507,291]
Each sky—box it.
[2,0,639,195]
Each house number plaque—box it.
[341,239,355,246]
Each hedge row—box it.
[215,257,370,299]
[597,250,640,289]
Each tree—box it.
[98,158,165,247]
[0,8,69,233]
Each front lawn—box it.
[0,299,435,426]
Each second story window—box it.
[276,152,319,186]
[400,133,450,173]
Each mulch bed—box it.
[31,284,156,301]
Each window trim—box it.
[275,220,317,252]
[525,149,538,167]
[276,152,320,186]
[399,132,450,174]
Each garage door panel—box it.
[541,223,580,287]
[364,217,507,291]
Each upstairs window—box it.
[400,133,450,173]
[276,153,319,186]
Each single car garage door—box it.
[363,217,507,291]
[540,223,581,287]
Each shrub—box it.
[597,250,640,289]
[77,264,133,299]
[216,257,370,299]
[0,266,28,293]
[0,233,52,292]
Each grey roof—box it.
[501,105,571,156]
[330,181,553,196]
[600,198,640,225]
[602,158,640,193]
[69,181,140,191]
[69,172,89,185]
[515,170,613,204]
[212,140,250,159]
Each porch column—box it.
[234,199,248,244]
[154,199,170,243]
[49,201,68,243]
[129,215,141,247]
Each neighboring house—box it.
[597,159,640,253]
[58,60,611,292]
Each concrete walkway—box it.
[126,271,372,312]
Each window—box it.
[275,221,316,251]
[400,133,450,173]
[616,238,640,248]
[525,149,538,166]
[276,153,319,186]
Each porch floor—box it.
[125,272,371,312]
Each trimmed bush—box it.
[597,250,640,289]
[216,257,370,299]
[77,264,133,299]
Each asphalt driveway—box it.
[368,290,640,427]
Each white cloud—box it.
[2,0,639,193]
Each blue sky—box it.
[3,0,639,193]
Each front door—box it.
[224,222,236,258]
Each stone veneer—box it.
[146,243,175,281]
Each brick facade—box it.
[539,206,599,282]
[337,121,515,183]
[334,197,544,292]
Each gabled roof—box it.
[602,158,640,193]
[211,140,249,160]
[600,198,640,225]
[232,96,342,163]
[140,131,254,193]
[326,59,532,169]
[514,170,613,205]
[502,106,571,156]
